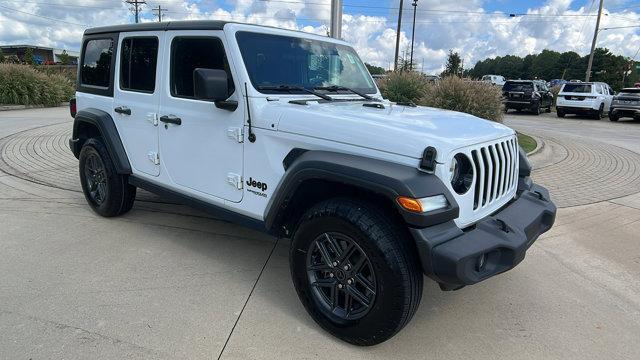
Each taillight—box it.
[69,98,76,118]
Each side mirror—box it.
[193,68,238,111]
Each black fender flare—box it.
[264,150,459,231]
[70,108,132,174]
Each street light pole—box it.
[410,0,418,72]
[394,0,404,72]
[330,0,343,39]
[586,0,604,82]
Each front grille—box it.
[470,137,518,210]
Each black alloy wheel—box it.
[84,152,108,205]
[306,232,376,321]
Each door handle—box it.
[114,106,131,115]
[159,115,182,126]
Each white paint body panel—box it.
[76,23,519,228]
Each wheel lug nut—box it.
[343,265,349,271]
[332,262,338,267]
[337,284,343,289]
[347,279,353,285]
[329,273,334,278]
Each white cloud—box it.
[0,0,638,75]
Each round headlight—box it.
[450,153,474,195]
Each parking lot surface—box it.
[1,108,639,359]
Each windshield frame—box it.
[235,31,378,96]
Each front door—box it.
[158,31,244,203]
[113,32,162,176]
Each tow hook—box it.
[495,219,510,233]
[533,190,547,201]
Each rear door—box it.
[113,32,163,177]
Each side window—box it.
[170,37,235,99]
[596,84,603,94]
[120,37,159,93]
[81,38,114,88]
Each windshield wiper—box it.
[313,85,378,101]
[257,85,333,101]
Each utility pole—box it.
[125,0,146,23]
[585,0,604,82]
[152,4,165,22]
[330,0,343,39]
[410,0,418,72]
[394,0,404,72]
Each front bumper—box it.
[410,179,556,287]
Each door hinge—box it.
[227,173,243,190]
[147,151,160,165]
[226,127,244,143]
[147,113,158,126]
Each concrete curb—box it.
[526,134,544,156]
[0,103,69,112]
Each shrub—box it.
[420,76,504,123]
[380,72,504,123]
[378,71,427,103]
[0,64,75,106]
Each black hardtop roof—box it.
[621,88,640,92]
[84,20,230,35]
[505,80,534,83]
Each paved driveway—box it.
[1,108,639,359]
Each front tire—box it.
[609,112,619,122]
[79,138,136,217]
[290,198,422,346]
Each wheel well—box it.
[75,121,102,150]
[274,179,405,237]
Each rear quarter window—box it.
[81,39,114,88]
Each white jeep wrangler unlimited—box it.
[69,21,556,345]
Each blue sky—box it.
[1,0,639,73]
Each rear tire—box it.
[609,112,619,122]
[290,198,422,346]
[79,138,136,217]
[532,104,541,115]
[593,104,604,120]
[556,109,565,118]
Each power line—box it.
[0,4,88,26]
[152,4,166,22]
[125,0,146,23]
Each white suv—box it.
[68,21,556,345]
[556,81,614,119]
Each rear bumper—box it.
[611,107,640,118]
[503,99,537,108]
[410,179,556,286]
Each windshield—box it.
[236,32,376,94]
[503,82,533,92]
[562,84,592,93]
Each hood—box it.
[262,100,515,162]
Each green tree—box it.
[365,63,386,75]
[24,48,35,65]
[442,50,462,76]
[0,48,5,63]
[58,50,71,65]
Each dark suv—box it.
[503,80,553,115]
[610,88,640,122]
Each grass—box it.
[517,132,537,154]
[0,63,75,106]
